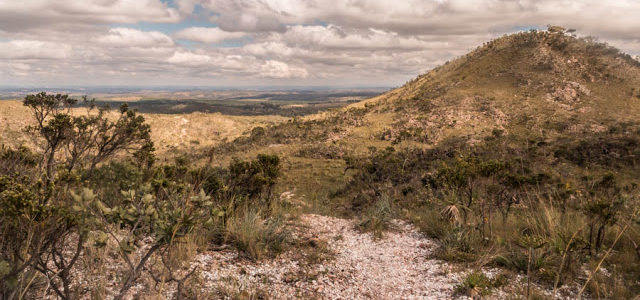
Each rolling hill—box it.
[346,29,640,147]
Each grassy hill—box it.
[208,29,640,298]
[350,29,640,145]
[224,29,640,173]
[0,100,288,158]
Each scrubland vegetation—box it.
[337,29,640,298]
[2,28,640,299]
[208,28,640,298]
[0,100,288,157]
[337,131,640,298]
[0,93,289,299]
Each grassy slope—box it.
[259,32,638,210]
[356,30,640,145]
[0,100,287,159]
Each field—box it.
[0,89,382,158]
[0,100,287,158]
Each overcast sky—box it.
[0,0,639,88]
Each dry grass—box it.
[0,100,287,158]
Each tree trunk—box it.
[588,224,594,255]
[595,224,605,253]
[115,244,160,300]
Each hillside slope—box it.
[347,30,640,147]
[214,28,640,208]
[324,29,640,298]
[213,29,640,298]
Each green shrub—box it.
[89,161,143,203]
[455,271,492,296]
[437,227,480,262]
[227,154,280,200]
[455,270,510,297]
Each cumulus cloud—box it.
[167,50,261,73]
[7,63,32,76]
[260,60,309,79]
[0,40,72,59]
[94,28,174,47]
[184,0,640,37]
[0,0,180,31]
[199,0,287,32]
[174,27,246,43]
[167,51,213,67]
[280,25,450,50]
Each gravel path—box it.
[195,214,460,299]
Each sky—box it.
[0,0,639,88]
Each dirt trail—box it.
[195,214,460,299]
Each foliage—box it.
[210,107,367,157]
[455,271,492,296]
[227,154,281,200]
[22,92,153,185]
[337,129,640,296]
[0,93,286,299]
[226,209,289,260]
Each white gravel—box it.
[32,213,584,299]
[194,214,461,299]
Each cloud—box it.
[167,50,260,73]
[7,62,32,76]
[243,41,300,57]
[280,25,450,50]
[1,0,640,86]
[0,40,72,59]
[94,28,174,47]
[174,27,246,43]
[167,51,213,67]
[260,60,309,79]
[199,0,286,32]
[180,0,640,38]
[0,0,180,31]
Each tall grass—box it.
[358,194,393,238]
[226,208,290,260]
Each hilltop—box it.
[224,29,640,164]
[347,30,640,147]
[209,29,640,198]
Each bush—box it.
[455,271,493,296]
[227,154,280,200]
[226,209,289,260]
[358,194,393,238]
[0,93,289,299]
[336,128,640,296]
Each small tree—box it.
[227,154,281,201]
[23,92,154,189]
[1,93,155,299]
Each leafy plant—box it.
[455,271,494,296]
